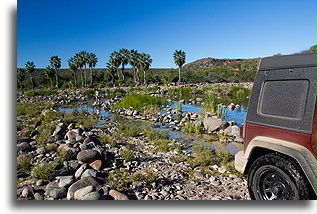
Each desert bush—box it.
[31,162,56,180]
[119,147,134,162]
[17,155,32,173]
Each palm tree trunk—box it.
[30,73,34,90]
[50,78,53,88]
[84,65,87,87]
[143,69,146,86]
[73,72,77,88]
[55,72,59,88]
[178,66,181,84]
[121,65,125,81]
[80,69,83,87]
[90,68,93,87]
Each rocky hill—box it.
[183,58,255,69]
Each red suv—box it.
[235,53,316,200]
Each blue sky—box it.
[17,0,315,68]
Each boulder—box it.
[67,176,100,200]
[109,189,129,200]
[74,185,94,200]
[76,149,100,164]
[81,192,100,200]
[203,117,223,133]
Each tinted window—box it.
[258,80,309,120]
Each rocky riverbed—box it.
[17,83,251,200]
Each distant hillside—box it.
[183,58,256,69]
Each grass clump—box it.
[130,169,156,183]
[108,169,132,191]
[108,168,156,191]
[30,162,56,180]
[153,139,179,153]
[187,145,215,167]
[119,147,134,162]
[142,127,168,141]
[118,122,141,137]
[183,121,203,134]
[17,155,32,173]
[25,89,57,97]
[114,93,167,110]
[57,148,73,162]
[82,89,94,97]
[99,133,117,147]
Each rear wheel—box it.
[248,153,312,200]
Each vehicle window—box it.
[258,80,309,120]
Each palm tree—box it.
[138,53,153,86]
[17,68,26,89]
[173,50,186,84]
[74,53,84,87]
[68,57,78,88]
[79,51,88,87]
[119,48,129,81]
[87,53,98,87]
[25,61,35,90]
[44,66,55,88]
[109,51,121,81]
[128,49,140,85]
[49,56,61,88]
[106,62,117,87]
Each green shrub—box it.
[108,169,131,191]
[44,144,58,153]
[31,162,56,180]
[82,89,94,97]
[130,169,156,183]
[118,122,141,137]
[119,147,134,162]
[153,139,178,153]
[188,145,215,167]
[25,89,57,97]
[17,155,32,173]
[99,133,117,147]
[57,148,73,162]
[114,93,167,110]
[183,121,203,134]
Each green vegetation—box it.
[118,121,141,137]
[17,155,32,173]
[183,121,203,134]
[108,168,156,191]
[99,133,118,147]
[142,127,168,141]
[153,139,179,153]
[25,89,57,97]
[119,147,134,162]
[187,145,215,167]
[31,162,56,180]
[167,87,191,100]
[57,148,73,162]
[114,93,167,110]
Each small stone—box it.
[34,192,43,200]
[21,187,33,198]
[194,171,205,179]
[36,179,44,186]
[74,185,95,200]
[210,180,221,187]
[109,190,129,200]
